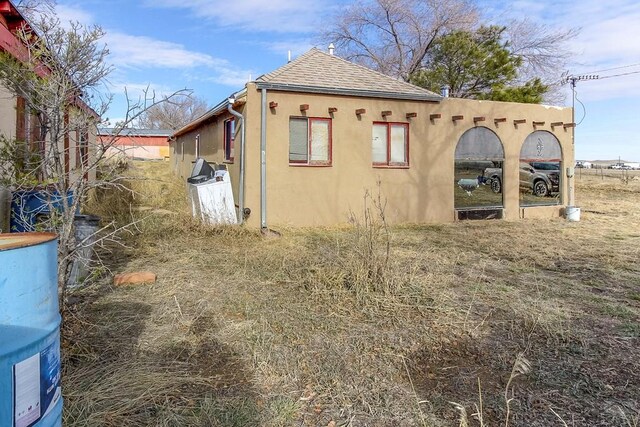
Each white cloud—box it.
[571,72,640,103]
[571,10,640,65]
[211,69,253,87]
[53,3,252,87]
[55,3,215,70]
[103,33,253,86]
[104,32,221,69]
[560,1,640,102]
[107,81,174,98]
[55,3,94,25]
[144,0,335,33]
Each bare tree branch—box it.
[0,12,191,301]
[14,0,56,20]
[320,0,577,105]
[505,18,579,103]
[320,0,479,81]
[136,93,209,130]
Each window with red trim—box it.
[75,128,88,168]
[372,122,409,167]
[224,118,235,162]
[289,117,332,166]
[80,130,88,166]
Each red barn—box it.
[99,128,171,160]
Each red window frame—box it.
[223,118,234,163]
[372,122,409,168]
[289,117,332,167]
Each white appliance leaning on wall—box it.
[188,170,238,225]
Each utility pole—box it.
[566,74,599,146]
[563,74,598,208]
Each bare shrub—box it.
[297,187,405,304]
[343,188,392,295]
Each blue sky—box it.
[54,0,640,161]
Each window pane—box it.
[289,118,308,162]
[224,119,235,160]
[454,127,504,211]
[390,125,406,163]
[520,131,561,161]
[520,131,561,207]
[230,120,235,159]
[310,120,329,162]
[454,160,504,209]
[455,127,504,160]
[372,124,387,163]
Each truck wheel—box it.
[490,177,502,193]
[533,180,549,197]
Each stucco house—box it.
[99,128,172,160]
[170,48,574,229]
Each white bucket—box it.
[566,206,581,222]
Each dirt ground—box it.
[62,163,639,426]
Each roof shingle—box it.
[255,48,441,102]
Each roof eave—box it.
[172,87,247,139]
[254,82,442,102]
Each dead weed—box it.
[62,161,640,426]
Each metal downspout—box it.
[260,88,267,230]
[227,100,246,225]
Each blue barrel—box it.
[10,190,76,233]
[0,233,62,427]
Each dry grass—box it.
[62,161,640,426]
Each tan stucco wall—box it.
[0,85,17,178]
[172,84,573,228]
[172,117,220,179]
[0,85,17,139]
[171,108,245,206]
[246,89,572,227]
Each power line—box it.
[562,74,599,85]
[574,87,587,126]
[598,70,640,80]
[578,62,640,75]
[562,74,596,132]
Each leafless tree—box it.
[137,94,209,130]
[322,0,577,104]
[505,18,579,103]
[0,13,188,301]
[14,0,56,20]
[321,0,479,81]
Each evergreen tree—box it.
[410,26,548,103]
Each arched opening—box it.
[519,131,562,206]
[454,127,504,218]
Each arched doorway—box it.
[454,127,504,219]
[519,131,562,206]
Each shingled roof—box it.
[255,48,441,102]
